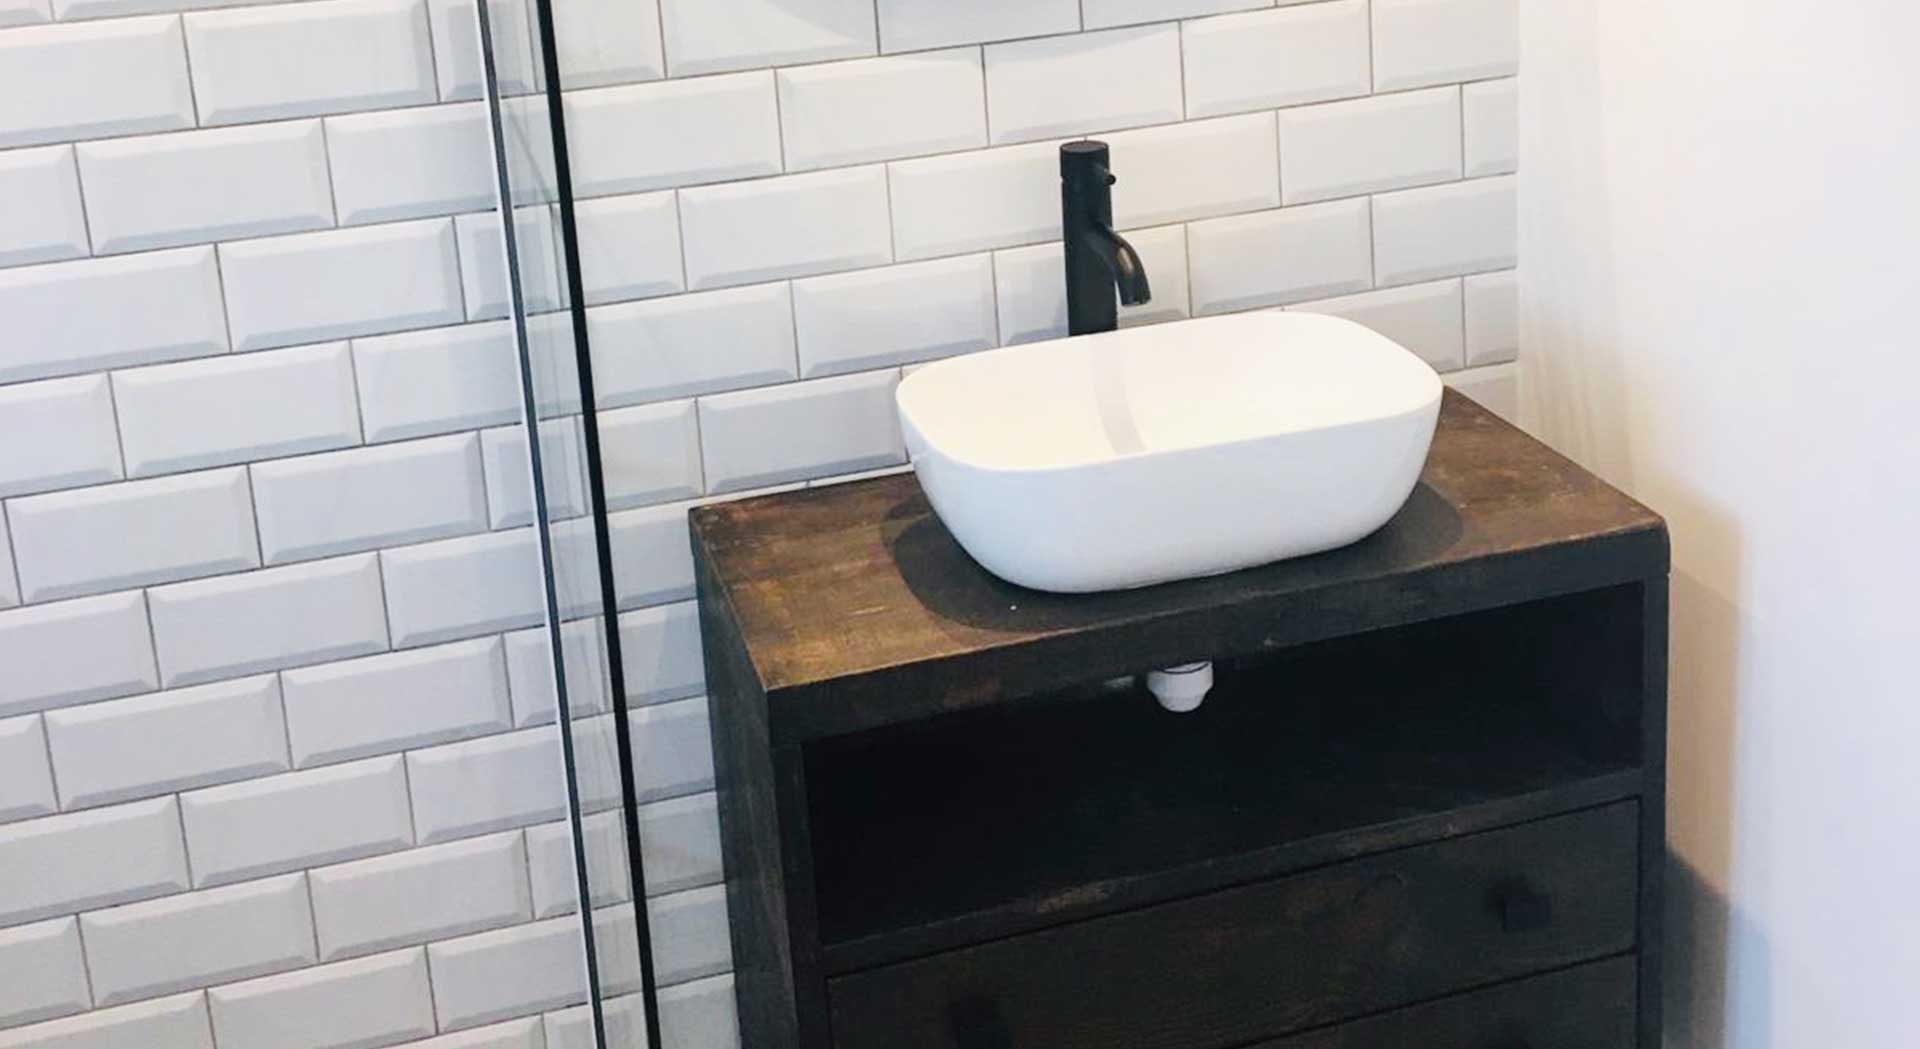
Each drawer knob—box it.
[1489,879,1553,933]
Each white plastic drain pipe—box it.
[1146,662,1213,713]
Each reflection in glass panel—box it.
[475,2,659,1048]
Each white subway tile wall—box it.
[0,0,1516,1045]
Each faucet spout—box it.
[1084,222,1152,306]
[1061,140,1153,336]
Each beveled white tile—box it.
[81,873,315,1003]
[1372,175,1516,286]
[379,530,543,647]
[353,322,523,443]
[0,592,159,718]
[986,24,1183,145]
[0,16,194,148]
[1372,0,1518,92]
[552,0,665,90]
[455,207,563,321]
[0,797,189,926]
[876,0,1077,53]
[604,502,696,610]
[479,418,589,529]
[1083,0,1268,29]
[564,74,781,198]
[1188,199,1374,314]
[0,146,87,267]
[114,342,362,478]
[0,715,56,823]
[309,834,530,959]
[680,166,892,290]
[600,400,704,510]
[429,0,538,101]
[0,247,228,384]
[1464,77,1519,177]
[0,992,212,1049]
[1183,1,1371,117]
[77,121,335,255]
[181,756,413,886]
[1279,87,1462,205]
[1464,269,1518,366]
[8,468,260,602]
[793,254,998,378]
[1106,113,1280,227]
[45,675,289,810]
[207,948,435,1049]
[574,191,685,306]
[588,283,799,408]
[0,917,89,1027]
[252,435,489,564]
[283,638,510,767]
[660,0,873,76]
[779,48,987,172]
[148,554,391,687]
[184,0,437,125]
[219,220,464,352]
[326,103,495,225]
[0,374,124,499]
[1291,278,1465,372]
[889,140,1059,260]
[698,370,904,493]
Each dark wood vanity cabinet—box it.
[692,392,1669,1049]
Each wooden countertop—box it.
[691,390,1667,743]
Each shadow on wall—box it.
[1663,562,1769,1049]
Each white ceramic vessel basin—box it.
[896,311,1443,593]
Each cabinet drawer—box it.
[828,804,1638,1049]
[1257,956,1636,1049]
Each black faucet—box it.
[1061,140,1151,336]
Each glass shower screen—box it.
[471,2,703,1047]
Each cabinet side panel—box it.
[699,539,801,1047]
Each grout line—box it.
[241,465,267,567]
[769,69,789,173]
[171,788,198,887]
[879,166,897,263]
[1174,19,1188,119]
[71,913,99,1008]
[341,340,371,445]
[175,14,205,128]
[100,371,132,479]
[65,145,100,258]
[974,46,992,144]
[202,991,221,1049]
[138,587,165,701]
[36,703,67,812]
[272,670,295,768]
[301,872,323,960]
[396,749,421,844]
[419,941,444,1033]
[0,503,20,607]
[984,251,1005,346]
[1364,0,1377,94]
[1366,195,1378,288]
[421,0,447,103]
[370,550,396,650]
[206,243,240,354]
[1457,275,1469,366]
[315,119,344,227]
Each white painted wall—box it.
[1519,3,1920,1045]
